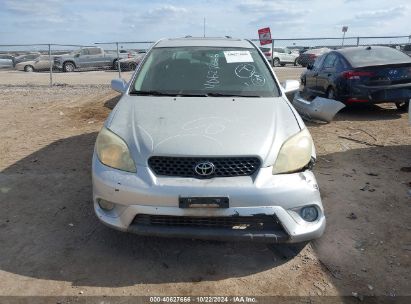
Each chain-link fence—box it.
[0,42,154,87]
[1,36,410,87]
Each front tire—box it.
[129,62,137,70]
[273,58,280,67]
[395,100,409,112]
[24,65,34,72]
[294,58,298,66]
[63,62,75,72]
[112,59,119,70]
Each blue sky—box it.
[0,0,410,45]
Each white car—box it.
[260,47,299,66]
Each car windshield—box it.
[344,47,411,67]
[131,47,280,97]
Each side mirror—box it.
[307,63,313,70]
[74,54,80,58]
[282,79,300,94]
[111,78,127,93]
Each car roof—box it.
[336,45,389,54]
[154,37,254,48]
[335,45,411,67]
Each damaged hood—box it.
[107,96,301,167]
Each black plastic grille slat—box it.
[133,214,282,231]
[148,156,260,178]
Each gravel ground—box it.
[0,68,410,298]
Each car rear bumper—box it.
[297,57,314,67]
[92,155,326,243]
[348,82,411,103]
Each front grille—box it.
[133,214,283,231]
[148,156,260,178]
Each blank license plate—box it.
[179,197,229,208]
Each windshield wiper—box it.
[129,90,208,97]
[129,90,177,96]
[129,90,260,98]
[206,92,261,97]
[176,93,208,97]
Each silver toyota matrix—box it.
[92,37,325,243]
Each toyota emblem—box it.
[194,161,215,176]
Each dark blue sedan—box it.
[301,46,411,111]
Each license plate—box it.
[179,197,229,208]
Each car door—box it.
[305,55,326,94]
[283,48,294,63]
[276,48,287,62]
[87,47,105,68]
[77,48,91,67]
[316,53,338,96]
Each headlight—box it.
[95,127,136,173]
[272,128,313,174]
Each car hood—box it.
[107,96,301,167]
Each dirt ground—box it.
[0,68,410,299]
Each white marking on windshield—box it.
[204,54,220,89]
[235,63,266,87]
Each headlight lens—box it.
[272,128,313,174]
[95,127,136,173]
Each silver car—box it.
[15,55,54,72]
[92,37,325,243]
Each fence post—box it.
[116,42,121,79]
[48,44,53,87]
[357,37,360,46]
[271,39,275,66]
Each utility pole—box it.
[203,17,206,37]
[48,44,53,87]
[116,42,121,79]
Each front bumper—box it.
[53,61,63,69]
[92,155,326,243]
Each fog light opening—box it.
[98,199,115,211]
[300,206,318,222]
